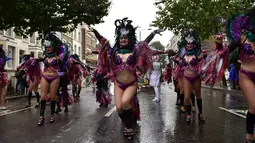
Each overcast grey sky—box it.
[94,0,173,47]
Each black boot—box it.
[77,87,81,101]
[191,92,195,107]
[191,93,196,112]
[64,105,68,113]
[180,94,185,112]
[72,87,76,102]
[25,92,32,108]
[35,92,40,108]
[197,99,205,122]
[246,111,255,135]
[123,109,133,140]
[176,91,180,105]
[38,100,46,126]
[186,105,192,124]
[55,102,62,113]
[118,111,125,123]
[50,101,56,123]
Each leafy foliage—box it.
[0,0,111,36]
[153,0,254,40]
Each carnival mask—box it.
[185,35,195,44]
[43,40,52,48]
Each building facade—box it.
[0,28,43,89]
[1,24,97,90]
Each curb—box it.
[202,85,242,93]
[5,95,27,101]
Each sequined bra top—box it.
[240,42,255,63]
[182,56,200,71]
[43,58,60,72]
[113,54,136,74]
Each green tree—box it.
[150,41,167,67]
[0,0,111,36]
[153,0,254,40]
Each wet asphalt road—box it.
[0,83,249,143]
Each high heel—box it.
[186,116,191,124]
[50,115,54,123]
[64,106,68,113]
[37,116,45,126]
[124,128,134,140]
[198,114,205,122]
[180,106,185,113]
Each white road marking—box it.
[0,106,34,117]
[219,107,246,119]
[105,106,116,117]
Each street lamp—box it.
[137,27,152,41]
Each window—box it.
[78,32,81,42]
[78,46,81,56]
[74,45,77,54]
[68,43,73,54]
[30,33,36,44]
[74,30,77,41]
[7,46,14,69]
[23,36,29,42]
[15,33,22,39]
[6,28,13,37]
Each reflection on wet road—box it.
[0,83,248,143]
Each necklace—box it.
[118,48,132,54]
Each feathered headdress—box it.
[225,6,255,42]
[114,17,137,49]
[43,32,63,55]
[178,29,201,56]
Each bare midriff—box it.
[115,53,136,84]
[241,61,255,72]
[116,70,136,84]
[184,68,198,78]
[43,70,59,77]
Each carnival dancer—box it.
[178,30,205,123]
[89,18,162,139]
[172,49,186,112]
[91,69,112,108]
[19,52,41,108]
[68,54,86,102]
[0,45,11,110]
[36,33,69,126]
[202,33,229,87]
[56,69,73,113]
[226,7,255,143]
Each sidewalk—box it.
[201,84,242,93]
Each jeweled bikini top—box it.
[240,40,255,63]
[113,48,136,73]
[43,57,60,72]
[182,56,200,71]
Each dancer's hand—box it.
[153,29,164,35]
